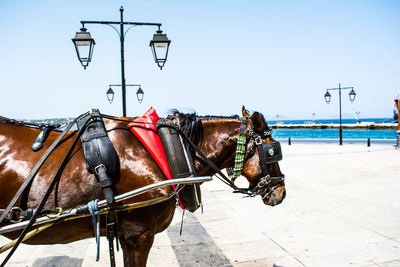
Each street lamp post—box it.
[107,84,144,106]
[355,111,361,124]
[324,83,356,145]
[72,6,171,117]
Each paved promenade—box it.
[1,143,399,266]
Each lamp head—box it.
[149,30,171,70]
[324,91,331,104]
[106,87,114,104]
[349,88,356,103]
[72,27,96,69]
[136,87,144,103]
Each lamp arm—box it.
[107,24,121,38]
[123,25,137,38]
[81,21,121,38]
[326,87,354,91]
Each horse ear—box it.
[251,112,265,132]
[242,106,251,118]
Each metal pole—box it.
[0,176,213,235]
[339,83,343,145]
[77,8,164,116]
[120,6,127,117]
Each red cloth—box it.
[127,107,185,209]
[127,107,173,183]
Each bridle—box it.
[226,117,285,199]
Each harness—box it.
[0,110,285,266]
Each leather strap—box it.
[253,132,270,179]
[0,116,82,225]
[78,112,118,267]
[96,166,117,267]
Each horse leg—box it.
[119,227,155,267]
[117,200,175,267]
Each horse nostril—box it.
[282,190,286,199]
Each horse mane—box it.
[167,111,203,156]
[166,110,241,157]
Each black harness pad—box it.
[157,119,201,212]
[77,110,119,179]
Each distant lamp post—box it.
[355,111,361,124]
[324,83,356,145]
[73,6,171,116]
[107,84,143,107]
[72,28,95,69]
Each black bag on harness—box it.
[157,119,201,212]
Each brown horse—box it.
[0,107,285,266]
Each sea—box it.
[31,117,398,144]
[265,117,398,144]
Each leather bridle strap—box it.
[0,112,88,225]
[252,132,270,179]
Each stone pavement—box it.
[1,143,399,266]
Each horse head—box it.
[240,106,286,206]
[175,107,286,207]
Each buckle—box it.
[46,207,63,218]
[257,177,267,188]
[94,164,106,175]
[254,136,262,145]
[9,207,23,222]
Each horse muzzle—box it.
[262,184,286,206]
[253,175,286,206]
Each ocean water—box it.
[266,117,398,141]
[267,117,395,125]
[272,128,397,140]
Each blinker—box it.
[261,140,282,164]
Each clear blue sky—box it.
[1,0,399,120]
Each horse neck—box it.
[195,118,241,176]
